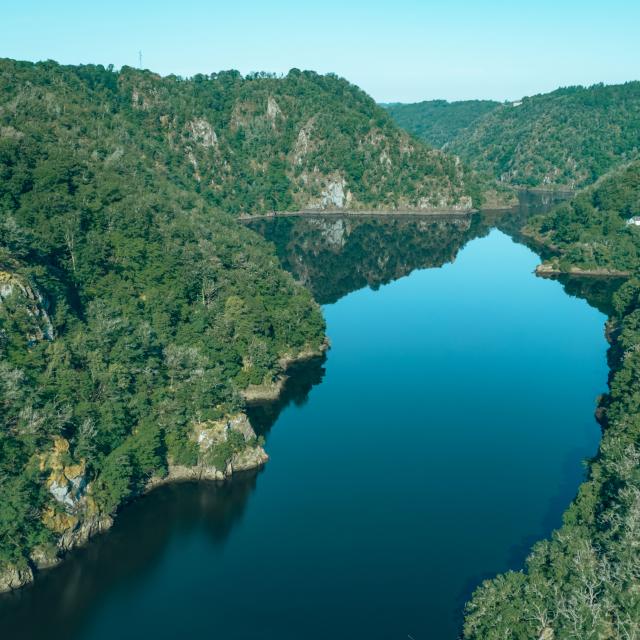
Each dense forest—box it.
[0,57,473,589]
[0,58,477,217]
[463,161,640,639]
[388,83,640,192]
[449,82,640,190]
[383,99,500,149]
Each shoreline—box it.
[0,338,330,594]
[238,208,476,222]
[241,338,330,404]
[535,262,631,278]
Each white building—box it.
[626,216,640,226]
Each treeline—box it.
[383,99,500,149]
[463,159,640,639]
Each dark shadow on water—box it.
[0,356,326,640]
[247,355,327,436]
[0,474,259,640]
[453,444,597,639]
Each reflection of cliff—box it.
[249,215,483,304]
[249,193,623,316]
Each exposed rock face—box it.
[56,514,114,552]
[305,177,353,210]
[0,269,54,343]
[29,545,61,570]
[37,436,113,553]
[186,118,218,148]
[0,564,34,592]
[40,437,88,510]
[266,96,283,123]
[148,413,268,489]
[322,179,347,208]
[293,120,314,165]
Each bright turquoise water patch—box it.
[0,227,609,640]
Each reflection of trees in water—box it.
[248,357,327,436]
[554,275,625,316]
[248,193,574,306]
[0,475,258,640]
[249,215,480,304]
[249,190,621,316]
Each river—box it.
[0,199,614,639]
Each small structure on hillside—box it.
[626,216,640,226]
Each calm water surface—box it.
[0,209,610,640]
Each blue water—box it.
[0,228,609,640]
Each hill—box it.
[526,160,640,274]
[448,82,640,190]
[8,55,490,590]
[383,99,500,148]
[0,58,477,217]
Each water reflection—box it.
[248,214,482,304]
[247,192,623,315]
[0,353,326,640]
[0,475,259,640]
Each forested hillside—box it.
[526,161,640,273]
[1,56,479,590]
[464,162,640,639]
[383,99,500,148]
[0,59,476,217]
[449,82,640,190]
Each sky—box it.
[2,0,639,103]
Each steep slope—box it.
[0,59,476,217]
[383,99,500,148]
[449,82,640,190]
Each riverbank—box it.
[535,262,632,278]
[238,208,476,222]
[0,340,330,595]
[241,338,330,403]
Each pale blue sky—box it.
[2,1,639,102]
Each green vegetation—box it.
[463,161,640,639]
[383,99,500,148]
[449,82,640,190]
[526,161,640,273]
[0,59,443,575]
[0,58,475,218]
